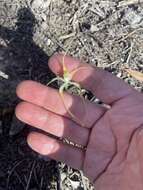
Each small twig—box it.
[25,160,36,190]
[15,171,25,188]
[59,32,76,40]
[118,0,143,7]
[48,30,66,51]
[102,60,120,68]
[117,28,143,42]
[40,177,44,190]
[7,159,27,188]
[32,164,40,189]
[126,41,134,65]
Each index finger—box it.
[48,54,135,104]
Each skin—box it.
[16,54,143,190]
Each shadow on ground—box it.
[0,7,59,190]
[0,7,53,107]
[0,7,55,135]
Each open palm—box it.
[16,54,143,190]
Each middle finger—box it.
[16,101,90,147]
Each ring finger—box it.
[28,132,85,170]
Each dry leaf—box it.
[126,69,143,81]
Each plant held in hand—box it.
[47,54,88,127]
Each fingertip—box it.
[27,132,37,146]
[27,132,58,155]
[27,132,40,153]
[15,101,25,120]
[15,102,35,126]
[48,53,63,75]
[16,80,36,98]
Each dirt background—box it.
[0,0,143,189]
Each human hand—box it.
[16,54,143,190]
